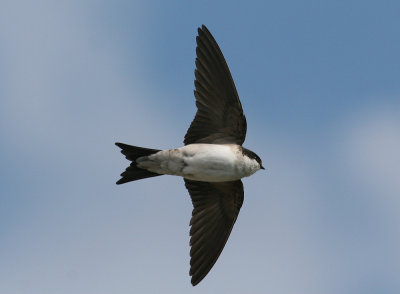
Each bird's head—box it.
[242,147,265,171]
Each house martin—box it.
[116,25,264,286]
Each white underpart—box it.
[136,144,260,182]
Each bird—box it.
[115,25,264,286]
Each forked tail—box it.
[115,142,162,184]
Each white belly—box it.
[136,144,259,182]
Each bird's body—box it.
[115,25,264,286]
[136,144,260,182]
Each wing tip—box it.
[191,277,201,286]
[199,24,208,31]
[198,24,210,36]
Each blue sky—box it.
[1,0,400,293]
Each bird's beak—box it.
[260,165,265,170]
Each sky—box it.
[0,0,399,293]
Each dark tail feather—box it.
[115,142,162,184]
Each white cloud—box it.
[0,0,169,159]
[329,105,400,291]
[339,107,400,206]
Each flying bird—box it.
[116,25,264,286]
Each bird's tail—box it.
[115,142,162,184]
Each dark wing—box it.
[184,179,244,286]
[184,25,247,146]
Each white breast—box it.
[137,144,260,182]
